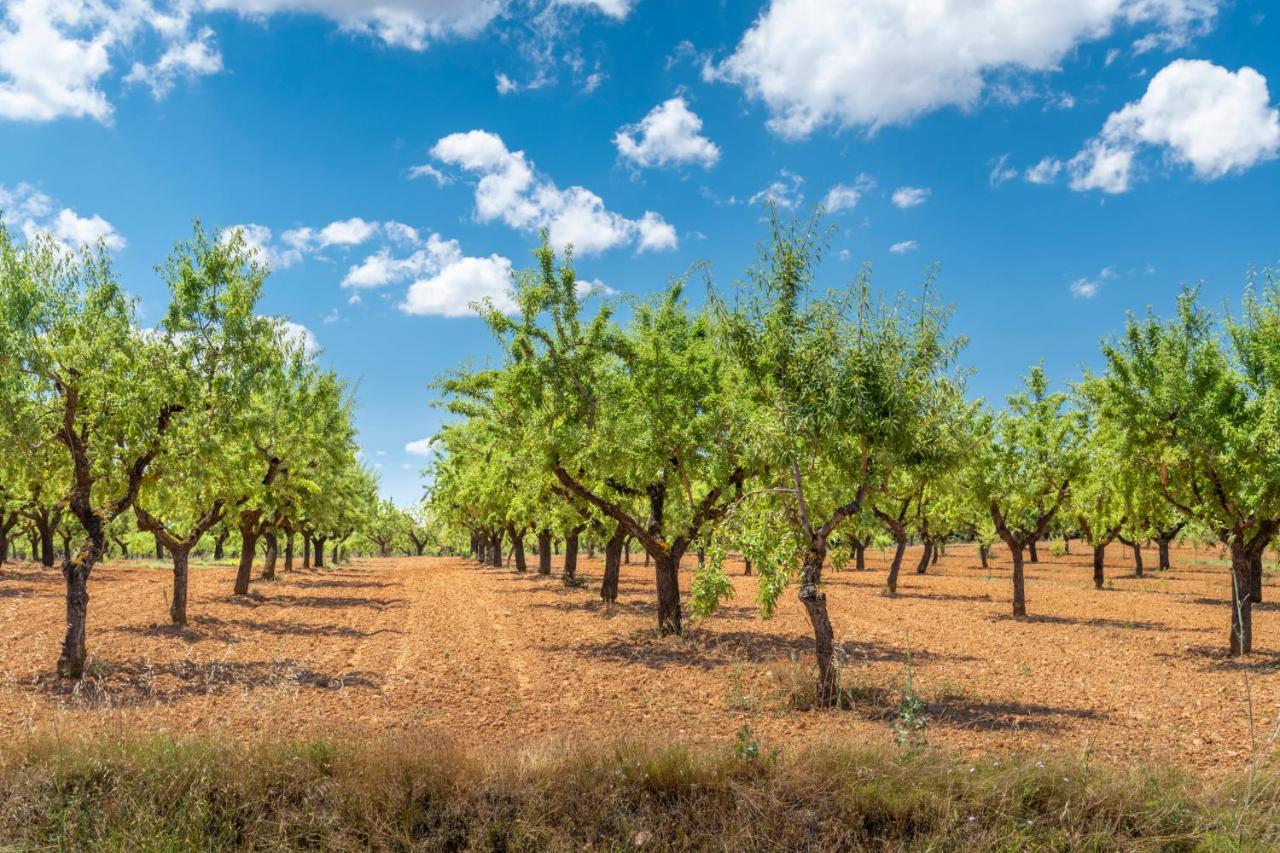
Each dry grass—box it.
[0,733,1275,850]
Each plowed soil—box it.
[1,545,1277,774]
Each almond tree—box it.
[132,225,279,624]
[1070,418,1128,590]
[479,239,754,636]
[0,227,182,678]
[970,366,1084,617]
[1086,283,1280,654]
[704,216,966,705]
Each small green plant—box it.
[893,647,928,750]
[732,724,760,761]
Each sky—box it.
[2,0,1278,505]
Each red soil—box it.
[0,545,1276,774]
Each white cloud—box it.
[822,173,875,212]
[614,96,720,169]
[49,208,126,250]
[428,129,677,255]
[891,186,930,209]
[889,240,918,254]
[749,169,804,209]
[1064,60,1280,194]
[226,217,382,269]
[1069,265,1116,298]
[0,0,502,124]
[124,26,222,97]
[0,182,125,251]
[405,437,433,455]
[278,319,320,354]
[401,252,516,318]
[202,0,503,51]
[552,0,635,18]
[1025,156,1065,185]
[709,0,1221,138]
[408,163,452,186]
[989,154,1019,187]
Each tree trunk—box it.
[0,535,7,565]
[314,536,327,568]
[654,552,682,636]
[1011,543,1027,617]
[39,521,55,568]
[798,543,839,708]
[1132,542,1144,577]
[979,544,990,569]
[1158,538,1172,571]
[601,528,624,604]
[1230,542,1253,656]
[510,528,527,572]
[303,535,311,569]
[488,531,503,568]
[155,537,165,561]
[853,538,866,572]
[1028,539,1039,564]
[744,558,753,576]
[885,537,907,594]
[214,533,226,561]
[284,532,294,571]
[332,541,339,565]
[1251,553,1264,605]
[234,519,259,596]
[537,530,552,575]
[1093,544,1106,590]
[563,526,582,585]
[915,539,933,575]
[932,542,941,565]
[58,536,103,679]
[170,546,192,626]
[261,530,278,580]
[623,540,630,564]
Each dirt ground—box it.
[1,544,1277,775]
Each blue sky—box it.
[2,0,1278,504]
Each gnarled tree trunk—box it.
[798,543,839,707]
[915,539,933,575]
[601,527,624,604]
[885,536,907,594]
[537,530,552,575]
[1010,543,1026,616]
[261,530,278,580]
[654,551,683,635]
[563,525,583,585]
[509,527,527,572]
[170,546,192,626]
[1230,541,1254,656]
[313,536,327,568]
[1093,544,1106,590]
[233,512,262,596]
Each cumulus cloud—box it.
[401,254,515,317]
[336,226,518,318]
[427,129,678,254]
[278,319,320,354]
[0,182,125,251]
[0,0,501,123]
[405,437,434,456]
[1062,60,1280,194]
[889,240,918,254]
[124,26,222,97]
[1024,156,1065,185]
[202,0,502,51]
[709,0,1222,138]
[891,186,930,209]
[821,173,875,212]
[614,96,720,169]
[223,217,387,269]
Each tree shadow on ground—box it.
[288,578,397,591]
[891,591,997,604]
[228,593,405,610]
[106,615,399,641]
[546,629,969,671]
[928,697,1106,732]
[1155,645,1280,674]
[985,613,1172,631]
[26,658,379,708]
